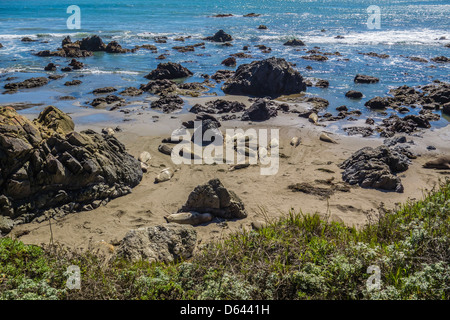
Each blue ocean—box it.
[0,0,449,126]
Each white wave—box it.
[81,68,140,75]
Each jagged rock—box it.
[91,95,125,108]
[4,77,49,90]
[354,74,379,83]
[302,55,328,61]
[189,99,245,114]
[105,41,130,53]
[284,39,305,46]
[204,30,233,42]
[241,99,278,121]
[140,79,177,95]
[431,56,449,63]
[114,224,197,263]
[80,35,106,51]
[377,114,431,137]
[179,178,247,219]
[243,13,261,17]
[211,70,235,82]
[144,62,193,80]
[120,87,143,96]
[150,95,184,113]
[0,106,142,223]
[64,80,82,86]
[68,59,84,70]
[258,25,268,30]
[222,57,306,97]
[44,63,57,71]
[340,145,411,192]
[221,57,236,67]
[360,52,389,59]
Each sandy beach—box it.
[9,94,450,251]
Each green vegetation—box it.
[1,179,449,300]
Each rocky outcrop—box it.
[105,41,130,53]
[4,77,49,91]
[179,179,247,219]
[340,145,412,193]
[284,39,305,46]
[241,99,278,121]
[221,57,236,67]
[79,35,106,51]
[144,62,193,80]
[189,99,246,114]
[140,79,177,95]
[114,224,197,263]
[0,106,142,224]
[204,30,233,42]
[345,90,363,99]
[222,57,306,97]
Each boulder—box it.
[204,30,233,42]
[44,63,57,71]
[68,59,84,70]
[241,99,278,121]
[222,57,306,97]
[345,90,363,99]
[150,95,184,113]
[140,79,177,95]
[179,179,247,219]
[80,35,106,51]
[284,39,305,46]
[114,224,197,263]
[0,106,142,223]
[221,57,236,67]
[144,62,193,80]
[105,41,130,53]
[340,145,411,192]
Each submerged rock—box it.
[0,106,142,223]
[222,57,306,97]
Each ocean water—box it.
[0,0,449,128]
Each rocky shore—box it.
[1,33,449,261]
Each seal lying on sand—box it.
[423,156,450,169]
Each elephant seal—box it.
[155,168,174,183]
[320,132,337,144]
[165,212,213,225]
[290,137,301,147]
[158,144,173,155]
[423,156,450,169]
[309,112,318,124]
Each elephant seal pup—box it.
[423,156,450,169]
[290,137,301,147]
[158,144,173,155]
[165,212,213,225]
[319,132,337,144]
[155,168,174,183]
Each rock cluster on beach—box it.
[340,145,413,193]
[0,106,142,232]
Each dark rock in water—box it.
[430,56,449,63]
[144,62,193,80]
[44,63,57,71]
[221,57,236,67]
[120,87,143,96]
[243,13,261,17]
[302,54,328,61]
[91,95,125,108]
[222,57,306,97]
[0,106,142,223]
[140,79,177,95]
[336,105,348,112]
[315,79,329,88]
[345,90,363,99]
[360,52,389,59]
[340,145,411,193]
[211,69,235,82]
[64,80,82,86]
[284,39,305,46]
[80,35,106,51]
[21,37,36,42]
[4,77,49,90]
[62,35,72,47]
[365,96,394,110]
[365,118,375,125]
[179,178,247,219]
[213,13,233,18]
[0,43,3,49]
[443,102,450,115]
[134,44,157,52]
[68,59,84,70]
[241,99,278,121]
[48,74,64,80]
[93,87,117,94]
[408,56,428,63]
[204,30,233,42]
[151,95,184,113]
[114,224,197,263]
[258,25,268,30]
[105,41,130,53]
[354,74,379,83]
[377,114,431,137]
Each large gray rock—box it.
[0,106,142,223]
[339,145,411,193]
[179,179,247,219]
[114,224,197,263]
[222,57,306,97]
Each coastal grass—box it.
[0,179,449,300]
